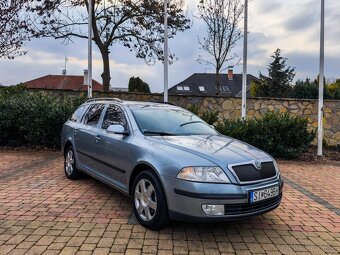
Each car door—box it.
[74,103,105,171]
[94,104,133,191]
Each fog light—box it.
[202,204,224,215]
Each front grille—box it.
[232,162,276,182]
[224,194,282,215]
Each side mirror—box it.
[210,125,215,129]
[107,124,129,135]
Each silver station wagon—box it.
[61,98,283,229]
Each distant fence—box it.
[21,88,340,146]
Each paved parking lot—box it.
[0,150,339,255]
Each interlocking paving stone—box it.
[282,177,340,216]
[0,150,339,255]
[280,162,340,209]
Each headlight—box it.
[177,166,230,183]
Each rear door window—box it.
[83,104,105,126]
[70,105,88,123]
[101,105,128,129]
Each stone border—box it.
[283,177,340,215]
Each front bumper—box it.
[161,175,283,222]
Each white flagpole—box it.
[88,0,93,98]
[317,0,325,156]
[163,0,169,102]
[241,0,248,120]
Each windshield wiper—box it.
[143,130,176,136]
[180,120,204,127]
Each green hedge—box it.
[0,85,85,148]
[186,105,219,125]
[215,112,316,159]
[1,86,316,158]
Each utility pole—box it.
[87,0,93,98]
[241,0,248,120]
[317,0,325,156]
[163,0,168,102]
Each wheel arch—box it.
[63,140,74,157]
[129,162,164,196]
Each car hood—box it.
[146,135,271,166]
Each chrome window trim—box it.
[227,160,279,185]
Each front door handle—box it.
[74,129,79,135]
[95,135,101,142]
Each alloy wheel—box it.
[134,179,157,221]
[65,150,74,175]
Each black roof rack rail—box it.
[85,97,123,103]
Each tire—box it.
[132,170,169,230]
[64,146,82,180]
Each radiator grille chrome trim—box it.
[228,160,278,184]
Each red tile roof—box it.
[24,75,103,92]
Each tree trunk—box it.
[215,70,221,95]
[100,47,111,92]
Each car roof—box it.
[84,98,178,108]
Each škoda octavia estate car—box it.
[61,98,283,229]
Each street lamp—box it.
[317,0,325,156]
[163,0,168,102]
[241,0,248,120]
[87,0,93,98]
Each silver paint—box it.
[61,100,282,221]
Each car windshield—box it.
[129,105,218,136]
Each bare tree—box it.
[29,0,190,92]
[0,0,34,59]
[197,0,244,94]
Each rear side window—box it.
[102,105,127,129]
[70,105,88,123]
[83,104,105,126]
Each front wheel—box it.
[132,170,169,230]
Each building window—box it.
[183,86,190,91]
[222,86,230,92]
[177,86,183,91]
[199,86,205,92]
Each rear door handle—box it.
[74,129,79,135]
[95,135,101,142]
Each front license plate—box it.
[250,186,279,203]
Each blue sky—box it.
[0,0,339,92]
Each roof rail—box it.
[85,97,123,103]
[152,101,176,106]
